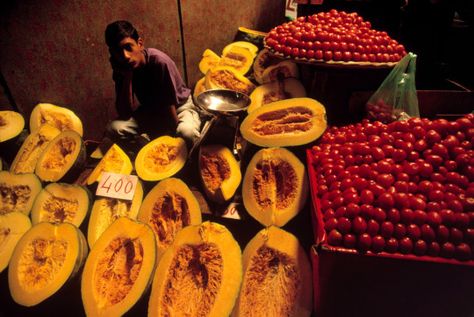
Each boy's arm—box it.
[111,58,134,119]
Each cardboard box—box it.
[306,148,474,317]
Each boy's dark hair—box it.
[105,20,139,48]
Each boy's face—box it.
[109,37,145,69]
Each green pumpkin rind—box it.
[242,147,308,227]
[148,221,242,317]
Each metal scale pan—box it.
[189,89,251,160]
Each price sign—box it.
[96,172,138,200]
[222,202,241,220]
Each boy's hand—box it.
[109,56,132,79]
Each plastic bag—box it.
[366,52,420,123]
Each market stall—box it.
[1,7,473,317]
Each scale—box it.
[189,88,251,160]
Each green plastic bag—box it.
[366,52,420,123]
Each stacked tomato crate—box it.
[306,115,474,315]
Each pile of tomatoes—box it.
[310,115,474,261]
[265,9,407,64]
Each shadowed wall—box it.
[0,0,285,140]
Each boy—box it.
[104,20,201,146]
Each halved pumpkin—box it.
[137,177,201,260]
[260,60,300,84]
[29,103,83,136]
[222,41,259,57]
[205,66,256,95]
[199,144,241,203]
[248,78,307,113]
[10,124,61,174]
[240,97,327,147]
[148,221,242,317]
[8,221,88,306]
[134,135,187,182]
[199,49,221,75]
[234,27,267,49]
[30,183,91,227]
[0,212,32,273]
[0,110,25,143]
[0,171,42,216]
[242,147,308,227]
[87,180,144,248]
[232,226,312,317]
[253,48,287,84]
[86,144,133,185]
[81,217,156,317]
[218,45,255,75]
[34,130,86,182]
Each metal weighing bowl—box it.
[195,89,251,117]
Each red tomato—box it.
[371,235,385,252]
[327,229,343,246]
[440,242,455,258]
[357,233,372,252]
[399,237,414,254]
[385,237,399,253]
[343,233,357,249]
[420,224,436,242]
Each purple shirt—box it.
[127,48,190,112]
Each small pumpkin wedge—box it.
[29,103,83,136]
[0,171,42,216]
[253,48,287,84]
[137,177,201,260]
[260,60,300,84]
[81,217,156,317]
[87,180,144,248]
[148,221,242,317]
[232,226,312,317]
[134,135,187,181]
[10,124,61,174]
[205,66,256,95]
[86,144,133,185]
[35,130,86,182]
[240,97,327,147]
[8,222,88,306]
[0,212,32,273]
[242,147,308,227]
[30,183,91,227]
[234,27,267,49]
[199,49,221,75]
[199,144,241,203]
[248,78,306,113]
[222,41,259,57]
